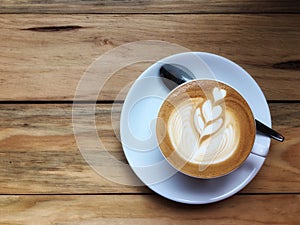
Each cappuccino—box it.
[156,80,255,178]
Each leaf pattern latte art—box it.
[193,87,227,143]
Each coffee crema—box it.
[156,80,256,178]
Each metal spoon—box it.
[159,63,284,142]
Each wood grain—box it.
[0,103,299,194]
[0,195,299,225]
[0,0,299,13]
[0,14,299,101]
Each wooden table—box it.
[0,1,299,224]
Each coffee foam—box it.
[156,80,256,178]
[168,98,240,165]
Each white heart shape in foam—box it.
[202,100,222,122]
[203,118,223,136]
[213,87,227,102]
[212,105,222,121]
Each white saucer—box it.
[120,52,271,204]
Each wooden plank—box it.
[0,0,299,13]
[0,14,299,101]
[0,103,299,194]
[0,195,299,225]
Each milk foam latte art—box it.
[168,86,238,165]
[156,80,256,178]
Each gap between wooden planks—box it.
[0,14,299,101]
[0,195,299,225]
[0,103,299,194]
[0,0,299,13]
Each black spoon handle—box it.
[159,64,285,142]
[255,120,284,142]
